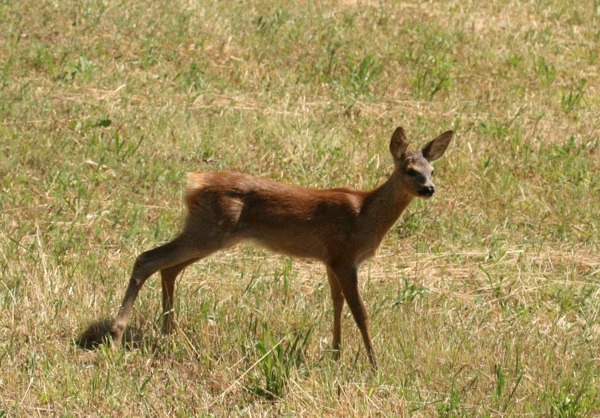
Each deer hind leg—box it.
[110,236,216,347]
[329,264,377,368]
[161,258,200,334]
[326,266,345,358]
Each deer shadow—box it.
[76,318,142,350]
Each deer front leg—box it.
[326,266,345,359]
[329,264,377,368]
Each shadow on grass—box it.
[75,318,142,350]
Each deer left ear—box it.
[422,130,453,162]
[389,127,409,159]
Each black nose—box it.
[419,186,435,197]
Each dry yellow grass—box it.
[1,0,599,416]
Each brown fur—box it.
[107,127,453,367]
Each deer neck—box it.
[362,172,414,238]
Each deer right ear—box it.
[389,127,409,159]
[422,130,453,162]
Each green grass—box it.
[1,0,599,415]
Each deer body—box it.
[184,171,410,264]
[109,127,453,367]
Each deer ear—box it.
[422,130,453,162]
[389,127,409,159]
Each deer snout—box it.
[418,185,435,198]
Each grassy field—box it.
[1,0,600,415]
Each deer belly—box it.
[245,227,328,261]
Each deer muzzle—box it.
[418,185,435,198]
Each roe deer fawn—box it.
[109,127,453,367]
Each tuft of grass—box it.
[243,325,314,400]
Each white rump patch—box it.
[186,172,207,190]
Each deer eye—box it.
[406,168,418,177]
